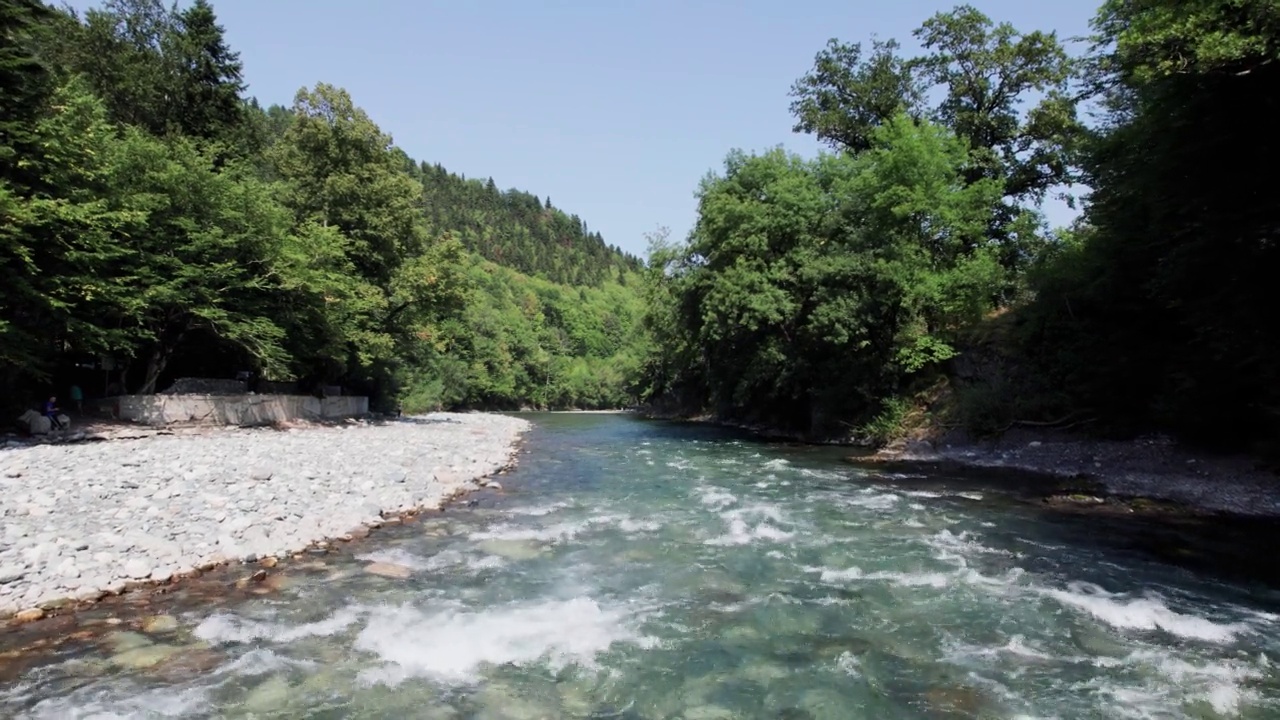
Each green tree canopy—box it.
[642,116,1006,436]
[1018,0,1280,448]
[791,4,1083,203]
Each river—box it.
[3,413,1280,718]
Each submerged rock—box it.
[474,681,561,720]
[12,608,44,623]
[243,675,292,714]
[739,661,792,683]
[150,647,224,682]
[682,704,735,719]
[103,630,151,653]
[141,615,179,634]
[234,569,268,589]
[110,643,182,669]
[925,684,990,716]
[556,680,596,716]
[260,573,293,593]
[799,689,855,720]
[364,561,412,579]
[476,539,545,561]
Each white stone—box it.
[124,559,153,579]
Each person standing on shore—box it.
[69,384,83,413]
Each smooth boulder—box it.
[15,410,71,435]
[17,410,51,435]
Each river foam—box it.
[353,597,650,685]
[1045,581,1251,644]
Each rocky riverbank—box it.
[636,408,1280,518]
[871,427,1280,517]
[0,412,529,620]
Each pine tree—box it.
[166,0,246,143]
[0,0,53,188]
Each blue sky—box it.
[68,0,1099,257]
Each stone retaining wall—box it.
[100,394,369,426]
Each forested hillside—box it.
[0,0,642,413]
[416,163,641,287]
[639,0,1280,457]
[404,259,644,412]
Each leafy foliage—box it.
[415,162,641,287]
[791,5,1083,203]
[790,5,1082,291]
[640,117,1006,437]
[0,0,641,414]
[1,78,139,378]
[45,0,248,145]
[648,0,1279,454]
[1014,0,1280,450]
[406,260,645,412]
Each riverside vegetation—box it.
[2,0,1276,450]
[0,0,644,415]
[637,0,1280,461]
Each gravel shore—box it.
[0,412,530,618]
[879,427,1280,516]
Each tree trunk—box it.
[113,360,130,396]
[139,345,170,395]
[139,325,189,395]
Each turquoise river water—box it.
[3,413,1280,718]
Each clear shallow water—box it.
[5,413,1280,718]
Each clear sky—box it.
[66,0,1098,257]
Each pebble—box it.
[234,570,268,589]
[124,560,152,580]
[0,412,529,617]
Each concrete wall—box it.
[101,394,369,426]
